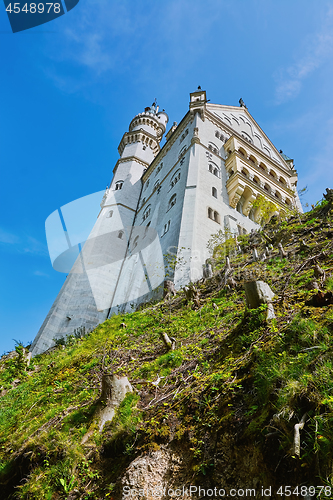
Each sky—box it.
[0,0,333,354]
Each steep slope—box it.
[1,196,333,499]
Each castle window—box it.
[168,194,177,211]
[179,146,186,158]
[133,235,139,248]
[208,162,220,178]
[236,200,243,214]
[155,163,163,176]
[143,205,151,221]
[208,142,219,155]
[118,231,124,239]
[212,187,217,198]
[106,210,113,218]
[208,207,220,223]
[161,220,171,237]
[115,180,124,190]
[170,170,181,189]
[143,221,151,238]
[179,129,189,144]
[241,132,253,144]
[249,207,256,221]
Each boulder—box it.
[244,280,276,320]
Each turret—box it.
[117,102,169,165]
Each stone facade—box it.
[30,89,301,356]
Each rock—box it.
[244,281,276,320]
[120,447,186,500]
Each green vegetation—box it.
[1,200,333,498]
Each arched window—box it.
[275,191,281,200]
[143,205,151,221]
[212,187,217,198]
[248,155,257,165]
[178,146,186,158]
[115,180,124,190]
[264,183,270,192]
[259,163,267,172]
[208,162,220,178]
[155,163,163,176]
[249,207,256,221]
[253,176,260,185]
[269,170,277,179]
[161,220,171,237]
[133,235,139,248]
[238,147,246,157]
[241,168,249,177]
[143,221,151,238]
[170,169,181,189]
[208,142,219,154]
[106,210,113,218]
[168,194,177,211]
[279,177,287,186]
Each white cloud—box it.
[22,236,48,257]
[275,6,333,104]
[0,229,48,257]
[33,270,50,278]
[0,228,20,245]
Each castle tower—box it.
[30,103,168,356]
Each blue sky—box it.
[0,0,332,354]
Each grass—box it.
[1,205,333,497]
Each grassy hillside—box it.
[1,199,333,499]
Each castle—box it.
[31,89,301,356]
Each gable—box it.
[206,104,288,169]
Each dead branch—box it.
[159,332,176,351]
[293,413,307,457]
